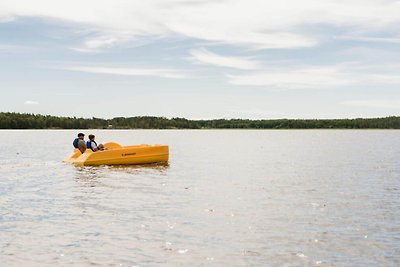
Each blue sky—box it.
[0,0,399,119]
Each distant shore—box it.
[1,112,400,129]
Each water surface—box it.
[0,130,399,266]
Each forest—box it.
[1,112,400,129]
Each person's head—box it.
[78,133,85,139]
[88,134,95,140]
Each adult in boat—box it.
[86,134,105,152]
[73,133,86,154]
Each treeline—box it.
[1,112,400,129]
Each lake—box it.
[0,130,399,266]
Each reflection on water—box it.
[106,162,170,174]
[0,130,399,266]
[74,167,107,188]
[74,164,169,188]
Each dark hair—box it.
[78,133,85,137]
[88,134,95,140]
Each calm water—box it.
[0,130,399,266]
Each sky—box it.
[0,0,399,119]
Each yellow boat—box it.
[63,142,169,166]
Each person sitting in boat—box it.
[73,133,87,153]
[86,134,105,152]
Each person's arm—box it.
[78,140,86,153]
[91,142,98,151]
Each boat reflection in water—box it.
[73,162,170,188]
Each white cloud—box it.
[369,74,400,84]
[24,100,39,105]
[189,48,262,70]
[342,100,400,109]
[71,36,120,53]
[65,66,187,79]
[0,14,14,22]
[2,0,400,95]
[84,37,118,49]
[227,66,353,89]
[1,0,399,50]
[226,63,400,89]
[337,36,400,44]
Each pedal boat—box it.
[63,142,169,166]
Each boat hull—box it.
[63,143,169,166]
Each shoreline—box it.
[1,112,400,129]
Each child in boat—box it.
[73,133,87,153]
[86,134,105,151]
